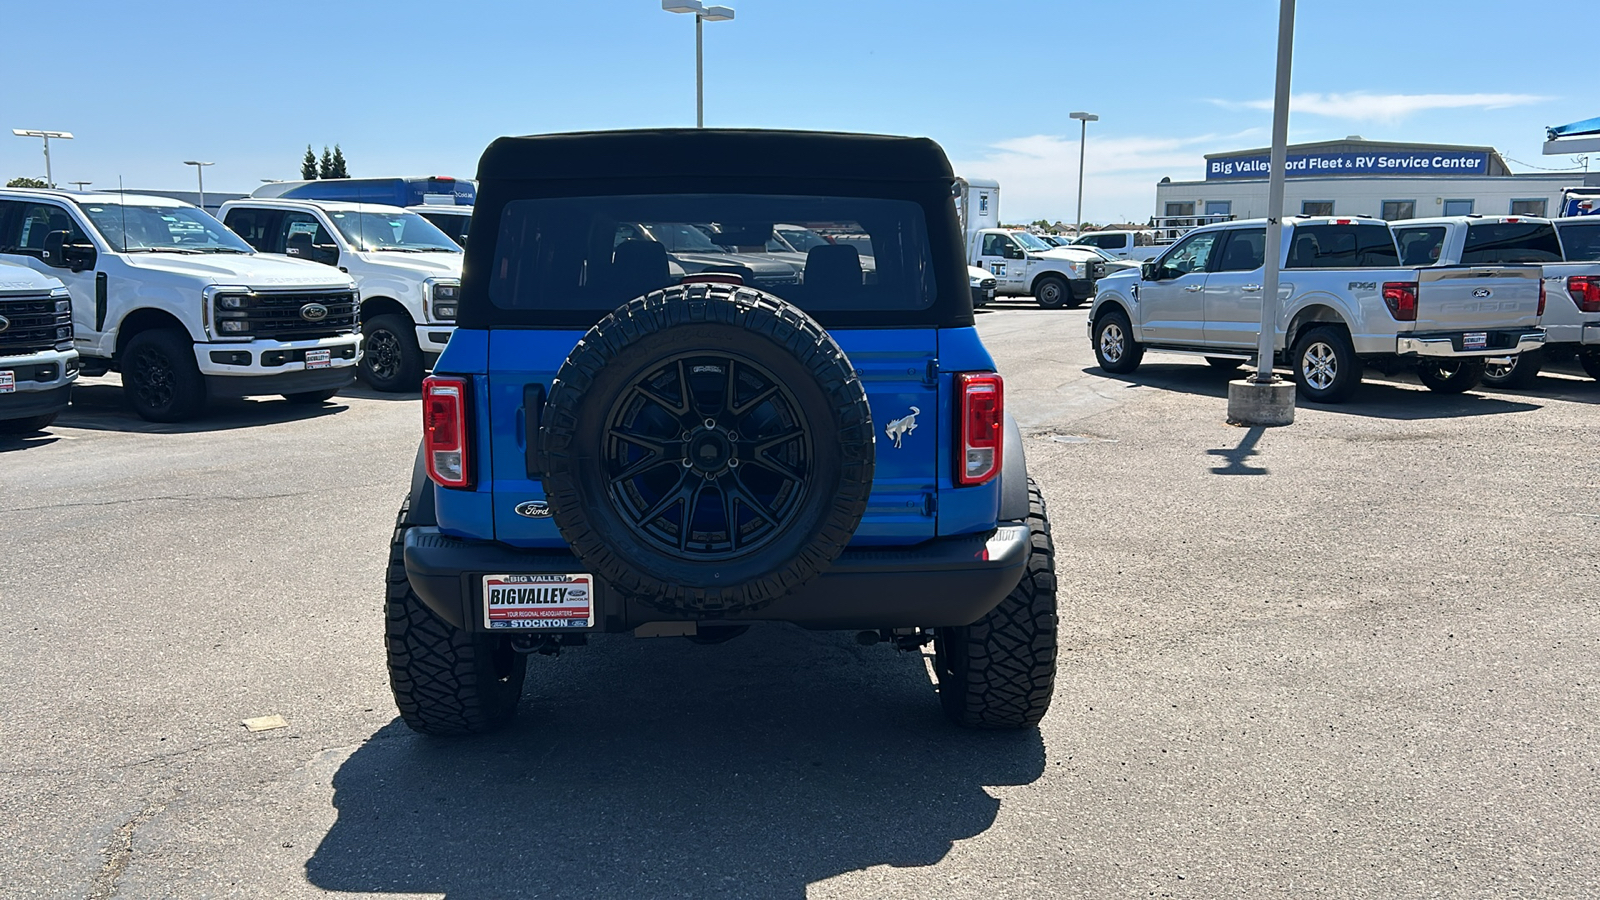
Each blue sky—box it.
[3,0,1590,223]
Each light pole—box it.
[1225,0,1297,427]
[12,129,74,188]
[183,161,214,212]
[1069,112,1097,237]
[662,0,735,128]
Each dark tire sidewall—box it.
[1035,276,1068,309]
[540,285,874,613]
[1093,309,1141,374]
[124,330,206,422]
[1292,325,1361,404]
[1417,357,1484,393]
[361,314,423,392]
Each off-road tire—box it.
[539,283,875,615]
[386,499,526,735]
[1034,275,1070,310]
[282,388,341,404]
[1205,357,1243,372]
[123,329,207,422]
[1092,307,1143,374]
[1580,348,1600,382]
[1416,358,1485,394]
[0,413,58,434]
[1292,325,1362,404]
[1481,349,1542,390]
[361,314,424,393]
[934,478,1058,730]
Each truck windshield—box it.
[1012,232,1054,252]
[327,211,460,252]
[1555,222,1600,261]
[79,203,254,254]
[1462,222,1564,264]
[488,193,934,314]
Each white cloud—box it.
[1212,92,1552,123]
[951,130,1261,225]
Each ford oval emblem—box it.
[300,303,329,321]
[1471,288,1492,299]
[0,315,9,333]
[514,500,552,518]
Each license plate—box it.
[483,574,593,630]
[305,349,332,370]
[0,371,12,394]
[1463,332,1488,351]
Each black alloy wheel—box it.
[123,329,206,422]
[606,353,811,559]
[1416,358,1485,394]
[361,314,424,392]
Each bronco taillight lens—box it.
[1382,282,1418,321]
[956,373,1003,486]
[423,375,472,488]
[1569,276,1600,313]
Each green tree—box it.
[6,176,48,188]
[329,144,349,179]
[301,146,318,180]
[1032,219,1050,229]
[319,146,334,179]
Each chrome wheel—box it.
[1483,358,1515,379]
[1099,323,1125,363]
[1300,341,1337,391]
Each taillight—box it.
[423,375,472,488]
[1538,278,1546,316]
[1569,275,1600,313]
[1382,281,1418,321]
[956,373,1003,486]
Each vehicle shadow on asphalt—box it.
[335,384,421,403]
[1087,364,1544,420]
[305,626,1046,899]
[0,430,61,453]
[54,383,350,434]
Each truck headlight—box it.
[217,295,248,310]
[219,320,250,333]
[431,281,460,321]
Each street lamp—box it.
[11,129,74,188]
[183,160,214,212]
[1069,112,1098,238]
[662,0,735,128]
[69,181,92,192]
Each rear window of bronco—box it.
[486,194,934,314]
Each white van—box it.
[220,199,462,392]
[0,189,361,422]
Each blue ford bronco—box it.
[387,129,1057,734]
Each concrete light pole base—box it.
[1227,377,1296,426]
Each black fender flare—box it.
[404,441,437,527]
[998,413,1029,522]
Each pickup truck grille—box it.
[0,292,72,357]
[216,290,358,341]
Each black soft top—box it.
[476,129,956,184]
[460,129,973,330]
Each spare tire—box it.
[538,283,875,615]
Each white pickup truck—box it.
[969,228,1106,308]
[1070,229,1164,262]
[1392,215,1600,387]
[0,261,77,433]
[1088,216,1545,402]
[0,189,361,422]
[220,199,463,392]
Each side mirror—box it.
[312,243,340,266]
[1002,244,1024,260]
[43,230,96,272]
[1140,262,1157,281]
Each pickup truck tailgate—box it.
[1414,265,1543,331]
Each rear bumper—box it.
[1585,324,1600,346]
[404,524,1033,633]
[1395,330,1544,358]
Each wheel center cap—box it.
[688,431,731,473]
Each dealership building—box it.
[1152,138,1599,228]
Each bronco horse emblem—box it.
[884,406,920,449]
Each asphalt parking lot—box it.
[4,302,1598,899]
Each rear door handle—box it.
[1183,284,1204,292]
[1241,284,1262,293]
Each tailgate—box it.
[1413,265,1543,332]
